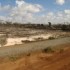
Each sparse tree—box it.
[48,22,52,28]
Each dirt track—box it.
[0,37,70,57]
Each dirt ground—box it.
[0,43,70,70]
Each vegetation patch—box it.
[8,56,19,61]
[0,35,7,47]
[42,47,54,53]
[22,40,32,43]
[48,37,55,40]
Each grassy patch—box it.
[9,56,19,61]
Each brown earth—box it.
[0,43,70,70]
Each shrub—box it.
[34,37,44,41]
[48,37,55,40]
[9,56,18,61]
[43,47,54,53]
[0,35,7,47]
[22,40,31,43]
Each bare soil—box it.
[0,43,70,70]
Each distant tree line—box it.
[61,24,70,31]
[0,21,70,31]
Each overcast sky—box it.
[0,0,70,24]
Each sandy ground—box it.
[0,31,70,47]
[0,37,70,57]
[4,34,53,46]
[0,43,70,70]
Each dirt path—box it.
[0,37,70,57]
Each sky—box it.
[0,0,70,24]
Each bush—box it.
[22,40,31,43]
[0,35,7,47]
[34,37,44,41]
[9,56,18,61]
[48,37,55,40]
[43,47,54,53]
